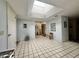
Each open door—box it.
[35,22,46,37]
[68,16,79,42]
[42,24,46,36]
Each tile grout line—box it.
[61,47,79,58]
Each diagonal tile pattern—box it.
[15,36,79,58]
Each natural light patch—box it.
[32,0,54,15]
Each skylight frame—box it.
[32,0,54,15]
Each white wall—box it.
[7,4,16,50]
[46,16,68,42]
[17,19,35,41]
[46,16,62,42]
[0,0,7,52]
[61,16,68,42]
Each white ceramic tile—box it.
[15,36,79,58]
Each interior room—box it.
[0,0,79,58]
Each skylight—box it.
[32,0,54,15]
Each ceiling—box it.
[7,0,34,17]
[7,0,79,21]
[32,0,54,15]
[38,0,79,16]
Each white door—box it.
[0,0,7,52]
[8,6,16,50]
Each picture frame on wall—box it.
[64,21,67,28]
[23,24,27,28]
[51,23,56,31]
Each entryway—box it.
[35,21,46,37]
[68,16,79,43]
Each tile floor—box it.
[15,36,79,58]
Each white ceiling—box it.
[38,0,79,16]
[31,0,56,18]
[7,0,79,21]
[7,0,34,17]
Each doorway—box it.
[35,22,46,37]
[41,24,46,36]
[68,16,79,43]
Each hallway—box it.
[0,0,79,58]
[15,36,79,58]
